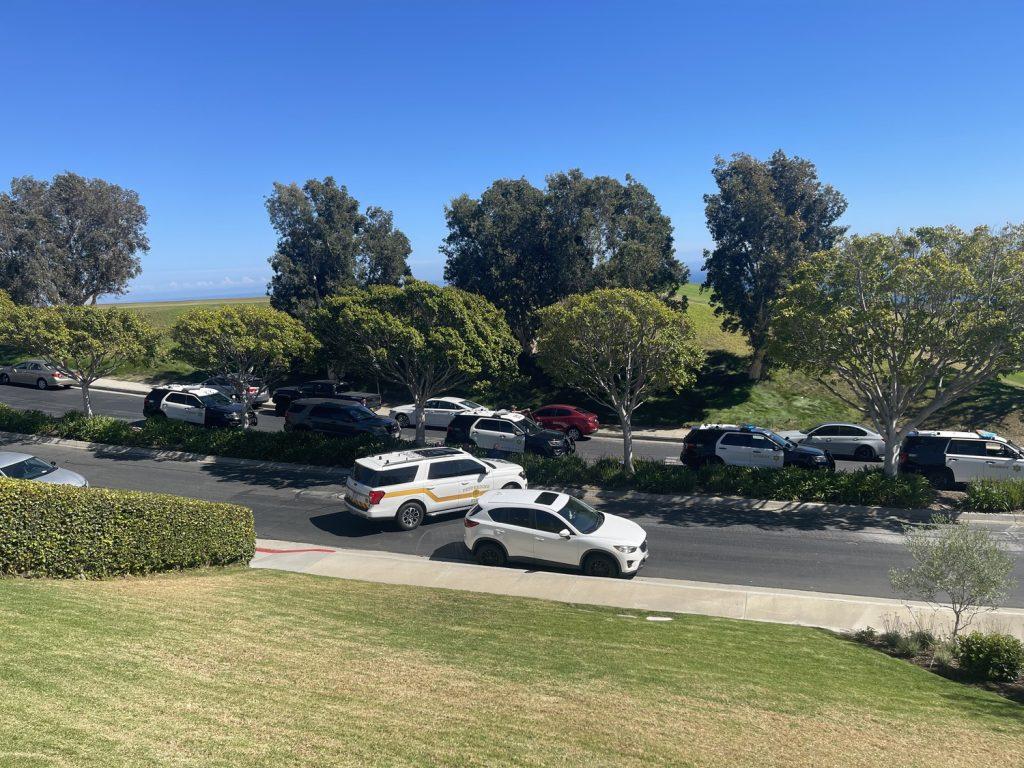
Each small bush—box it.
[955,632,1024,682]
[962,479,1024,513]
[0,477,254,578]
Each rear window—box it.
[287,403,308,415]
[684,429,720,446]
[351,463,418,487]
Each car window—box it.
[199,392,232,407]
[750,433,772,448]
[501,507,532,528]
[685,430,721,446]
[498,420,518,434]
[475,419,502,432]
[720,432,752,447]
[810,425,842,437]
[0,457,56,480]
[533,510,567,533]
[310,404,336,418]
[184,395,203,408]
[558,497,603,534]
[454,458,485,475]
[351,463,418,487]
[459,400,484,410]
[533,408,552,418]
[428,460,468,480]
[838,426,867,437]
[165,393,189,405]
[424,400,442,409]
[299,384,317,395]
[986,442,1015,458]
[947,440,987,457]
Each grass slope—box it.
[1,569,1021,767]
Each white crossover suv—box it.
[344,447,527,530]
[464,489,649,578]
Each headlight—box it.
[549,439,563,445]
[813,455,827,462]
[614,545,637,554]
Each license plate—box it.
[346,494,369,511]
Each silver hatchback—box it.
[777,423,886,461]
[0,359,73,389]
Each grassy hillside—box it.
[2,569,1021,767]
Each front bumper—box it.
[619,550,649,574]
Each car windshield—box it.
[518,418,542,435]
[2,457,56,480]
[459,400,484,410]
[558,497,604,535]
[762,430,792,448]
[348,406,376,421]
[199,393,233,407]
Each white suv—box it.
[464,489,648,578]
[344,447,527,530]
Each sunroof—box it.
[535,491,560,506]
[414,447,462,458]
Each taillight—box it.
[368,490,386,505]
[464,517,480,528]
[248,386,259,394]
[898,451,908,464]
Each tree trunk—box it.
[881,420,902,477]
[414,401,426,446]
[747,346,767,381]
[80,381,93,417]
[619,407,634,476]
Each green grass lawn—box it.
[1,569,1021,767]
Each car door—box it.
[470,418,503,451]
[164,392,204,424]
[426,458,481,511]
[716,432,753,466]
[979,441,1021,481]
[748,432,782,468]
[483,506,536,559]
[13,363,34,385]
[497,420,526,453]
[532,408,554,429]
[309,403,344,435]
[945,439,988,482]
[530,509,584,567]
[804,425,842,452]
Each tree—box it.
[890,515,1017,639]
[266,178,411,316]
[702,150,847,380]
[8,305,159,416]
[772,224,1024,475]
[535,289,704,474]
[0,173,148,305]
[442,170,688,351]
[308,281,519,445]
[170,304,318,400]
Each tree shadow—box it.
[198,457,349,491]
[922,379,1024,433]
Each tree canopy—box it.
[702,150,847,379]
[266,178,411,316]
[170,304,317,396]
[0,173,148,305]
[442,169,687,350]
[536,288,704,474]
[308,281,519,444]
[771,224,1024,475]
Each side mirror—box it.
[50,461,57,467]
[558,529,571,539]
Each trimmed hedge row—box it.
[0,477,255,578]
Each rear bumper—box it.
[344,497,395,520]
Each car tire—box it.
[703,456,725,467]
[854,445,875,461]
[502,482,522,489]
[395,501,425,531]
[0,374,8,384]
[582,552,620,578]
[36,378,48,390]
[395,413,409,428]
[566,427,583,441]
[928,468,957,491]
[474,541,507,568]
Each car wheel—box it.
[854,445,875,461]
[583,553,619,578]
[502,482,522,489]
[0,374,8,384]
[929,468,957,491]
[36,378,48,390]
[395,501,425,531]
[566,427,583,441]
[703,456,725,467]
[474,541,507,568]
[395,413,409,428]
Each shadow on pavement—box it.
[199,458,347,491]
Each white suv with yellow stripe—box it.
[344,447,527,530]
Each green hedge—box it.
[0,477,254,578]
[955,632,1024,683]
[960,479,1024,513]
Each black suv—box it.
[444,413,574,457]
[283,399,400,438]
[681,424,833,470]
[272,380,382,415]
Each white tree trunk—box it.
[80,381,93,417]
[619,407,634,475]
[881,419,902,477]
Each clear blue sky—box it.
[2,1,1021,301]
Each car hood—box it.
[206,402,248,415]
[35,467,88,487]
[588,513,646,546]
[361,416,399,430]
[485,458,525,476]
[777,429,807,441]
[786,442,827,458]
[526,429,570,444]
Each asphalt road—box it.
[0,383,873,470]
[4,435,1023,605]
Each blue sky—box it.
[1,1,1021,301]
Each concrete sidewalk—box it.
[72,377,151,395]
[252,539,1024,639]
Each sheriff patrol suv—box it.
[143,385,256,428]
[344,447,527,530]
[681,424,833,470]
[899,429,1024,489]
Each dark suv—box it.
[445,412,574,457]
[283,399,400,438]
[272,380,382,415]
[681,424,833,470]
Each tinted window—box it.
[750,433,772,448]
[558,497,603,534]
[498,420,518,434]
[838,426,867,437]
[184,395,202,408]
[1,457,56,480]
[165,393,190,405]
[986,442,1016,458]
[685,430,721,446]
[810,425,842,437]
[351,464,418,487]
[453,458,485,476]
[299,384,317,395]
[287,403,307,415]
[486,507,531,527]
[947,440,986,457]
[720,432,752,447]
[475,419,503,432]
[310,404,338,419]
[533,510,566,533]
[428,460,473,480]
[533,408,553,418]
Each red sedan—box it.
[530,404,600,440]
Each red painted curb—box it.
[255,546,336,555]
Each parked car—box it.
[0,360,73,390]
[388,396,492,429]
[464,489,647,577]
[344,446,527,530]
[529,404,600,440]
[283,399,399,438]
[445,412,575,457]
[681,424,834,470]
[0,451,88,486]
[144,385,257,428]
[201,375,271,406]
[777,423,885,461]
[272,380,382,415]
[899,429,1024,489]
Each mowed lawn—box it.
[1,569,1021,767]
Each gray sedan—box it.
[0,451,89,486]
[777,423,886,461]
[0,359,73,389]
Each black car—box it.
[143,386,257,428]
[283,398,400,438]
[272,380,382,415]
[444,413,575,458]
[680,424,833,470]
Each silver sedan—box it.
[0,359,73,389]
[0,451,88,486]
[777,423,886,461]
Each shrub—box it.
[955,632,1024,682]
[0,477,255,578]
[962,479,1024,513]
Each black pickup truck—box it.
[272,380,382,415]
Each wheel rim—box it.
[568,428,581,440]
[588,557,613,577]
[399,505,422,528]
[37,379,46,389]
[0,375,7,383]
[396,414,408,427]
[855,446,873,461]
[480,546,501,566]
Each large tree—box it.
[702,150,847,380]
[8,305,159,415]
[0,173,148,305]
[536,289,704,474]
[308,281,519,445]
[266,178,411,316]
[772,225,1024,476]
[443,169,687,351]
[170,304,318,401]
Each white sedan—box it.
[389,396,493,429]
